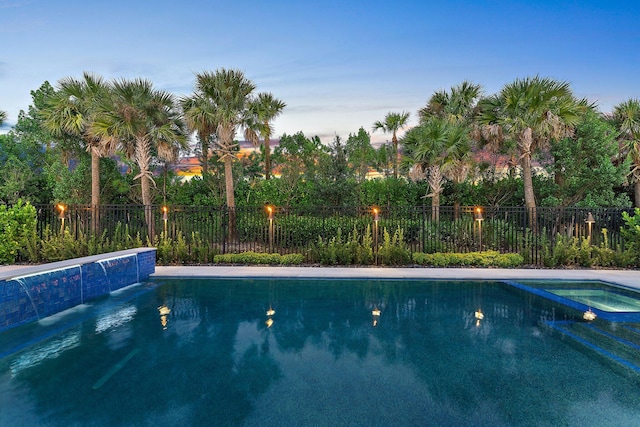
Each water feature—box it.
[2,277,640,426]
[0,249,155,332]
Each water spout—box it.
[14,278,40,320]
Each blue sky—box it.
[1,0,639,143]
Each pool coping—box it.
[0,248,153,281]
[152,266,640,290]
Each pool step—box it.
[546,320,640,374]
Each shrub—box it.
[377,227,411,266]
[308,225,374,265]
[213,252,303,265]
[0,200,38,264]
[40,226,88,262]
[412,250,524,268]
[622,208,640,266]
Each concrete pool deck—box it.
[152,266,640,290]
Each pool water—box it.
[2,278,640,426]
[548,289,640,312]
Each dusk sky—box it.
[1,0,639,144]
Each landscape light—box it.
[475,208,484,251]
[585,212,595,224]
[585,212,595,244]
[266,205,275,252]
[372,207,380,264]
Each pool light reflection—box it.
[158,305,171,329]
[266,305,275,328]
[372,308,381,327]
[583,308,597,322]
[475,308,484,327]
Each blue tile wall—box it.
[27,266,83,319]
[137,249,156,280]
[81,262,110,301]
[0,249,156,332]
[99,254,139,292]
[0,279,38,329]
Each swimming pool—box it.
[2,278,640,426]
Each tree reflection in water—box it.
[3,278,640,426]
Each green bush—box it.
[377,227,411,266]
[0,200,38,264]
[412,250,524,268]
[541,229,632,268]
[622,208,640,266]
[213,251,303,265]
[40,226,88,262]
[308,225,374,265]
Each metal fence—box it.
[34,204,634,265]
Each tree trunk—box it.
[264,137,271,180]
[635,181,640,208]
[200,132,209,176]
[224,155,236,240]
[136,136,154,239]
[432,191,440,222]
[91,148,100,235]
[392,134,399,179]
[141,171,154,239]
[521,152,538,230]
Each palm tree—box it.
[477,76,588,217]
[372,111,410,179]
[186,69,259,238]
[419,80,482,124]
[612,99,640,207]
[418,81,482,217]
[0,110,6,126]
[181,93,217,176]
[404,118,472,220]
[248,92,286,180]
[92,78,187,237]
[40,72,113,232]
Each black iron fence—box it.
[34,204,634,265]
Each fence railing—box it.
[36,205,632,264]
[34,204,633,265]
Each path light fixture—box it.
[266,205,275,253]
[372,207,380,264]
[475,207,484,251]
[585,212,595,244]
[57,204,66,233]
[162,206,169,235]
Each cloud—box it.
[0,0,33,9]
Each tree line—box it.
[2,71,640,225]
